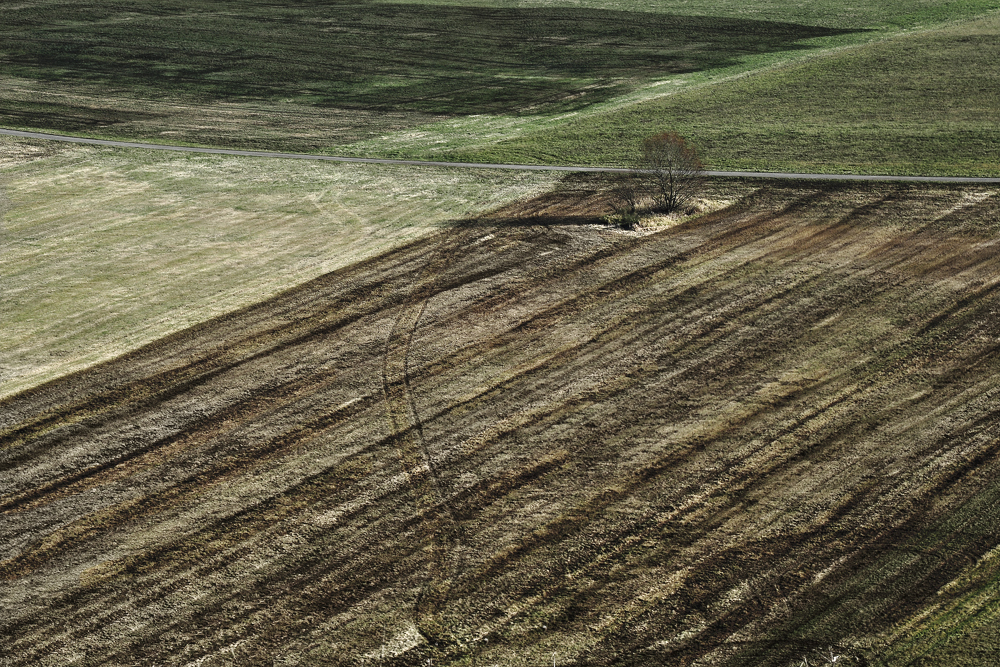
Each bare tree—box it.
[639,132,704,214]
[600,132,704,225]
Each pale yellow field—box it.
[0,137,559,398]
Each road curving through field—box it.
[3,127,1000,183]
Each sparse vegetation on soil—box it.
[4,179,1000,665]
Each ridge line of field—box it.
[4,128,999,184]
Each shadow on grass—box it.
[0,101,168,132]
[2,1,863,117]
[465,173,616,227]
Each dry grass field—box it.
[0,137,558,399]
[3,178,999,665]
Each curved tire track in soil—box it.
[3,179,1000,666]
[381,227,469,644]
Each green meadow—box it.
[2,0,998,174]
[0,1,855,116]
[428,13,1000,175]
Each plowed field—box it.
[3,179,1000,666]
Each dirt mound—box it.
[2,180,999,666]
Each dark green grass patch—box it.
[0,0,856,119]
[444,14,1000,176]
[2,1,997,169]
[383,0,1000,33]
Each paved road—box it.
[4,128,1000,184]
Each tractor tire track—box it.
[382,227,469,644]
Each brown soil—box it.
[2,178,1000,666]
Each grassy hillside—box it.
[0,0,856,147]
[0,1,855,116]
[2,0,997,175]
[382,0,992,29]
[2,180,999,665]
[0,136,558,399]
[416,13,1000,176]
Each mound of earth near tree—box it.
[2,179,999,666]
